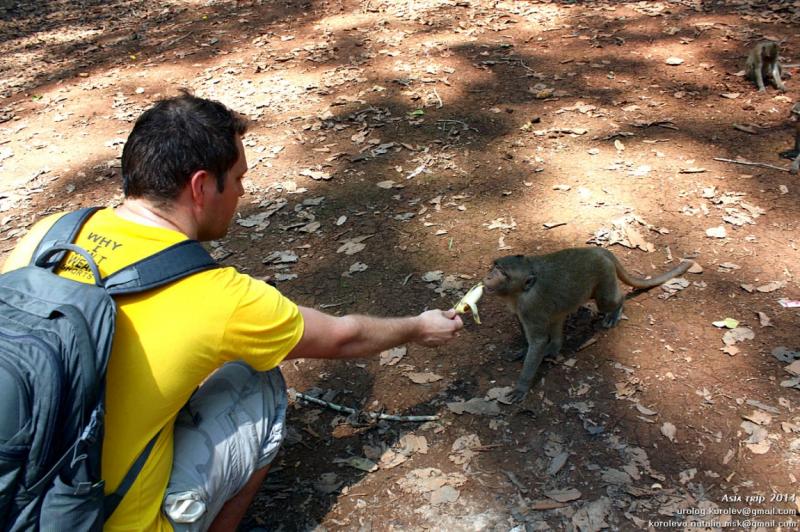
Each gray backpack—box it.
[0,207,218,531]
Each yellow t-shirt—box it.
[1,208,304,531]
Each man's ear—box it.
[188,170,213,208]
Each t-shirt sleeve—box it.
[0,213,62,274]
[219,271,305,371]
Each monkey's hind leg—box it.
[595,279,624,329]
[771,61,786,92]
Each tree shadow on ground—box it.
[2,0,799,528]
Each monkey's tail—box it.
[612,257,693,289]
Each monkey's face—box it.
[764,43,779,59]
[483,255,532,295]
[483,266,509,294]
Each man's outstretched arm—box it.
[285,307,463,360]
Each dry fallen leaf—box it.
[337,235,371,255]
[405,372,443,384]
[263,250,298,264]
[741,421,771,454]
[342,262,368,277]
[421,270,444,283]
[772,347,800,363]
[446,398,501,416]
[722,327,754,346]
[333,456,378,472]
[379,346,406,366]
[547,452,569,476]
[545,488,582,503]
[636,404,657,416]
[299,168,331,180]
[399,434,428,455]
[722,345,740,356]
[485,386,515,405]
[742,410,772,426]
[756,281,785,293]
[661,422,677,442]
[688,262,703,274]
[785,360,800,376]
[712,318,739,329]
[430,485,460,505]
[572,498,611,532]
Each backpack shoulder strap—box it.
[31,207,102,268]
[103,429,161,519]
[104,239,219,296]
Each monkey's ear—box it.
[524,275,536,291]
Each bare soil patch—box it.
[2,0,800,530]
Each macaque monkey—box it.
[483,248,693,403]
[745,40,786,92]
[780,102,800,174]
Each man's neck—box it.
[115,198,196,239]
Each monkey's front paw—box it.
[505,388,528,403]
[601,307,623,328]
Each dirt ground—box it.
[2,0,800,530]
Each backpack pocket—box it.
[0,356,32,522]
[39,474,104,532]
[0,437,29,528]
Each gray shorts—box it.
[163,362,287,531]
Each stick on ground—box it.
[293,391,439,422]
[713,157,789,173]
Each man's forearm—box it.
[334,314,421,359]
[287,306,461,361]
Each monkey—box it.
[483,248,693,403]
[745,40,786,92]
[779,102,800,174]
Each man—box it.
[1,92,463,531]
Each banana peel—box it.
[453,282,484,324]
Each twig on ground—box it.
[713,157,789,173]
[432,87,443,108]
[293,391,439,422]
[160,32,193,50]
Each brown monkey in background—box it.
[483,248,693,403]
[780,102,800,174]
[745,40,786,92]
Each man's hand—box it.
[413,309,463,347]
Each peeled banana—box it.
[453,282,484,324]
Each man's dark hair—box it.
[121,91,249,201]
